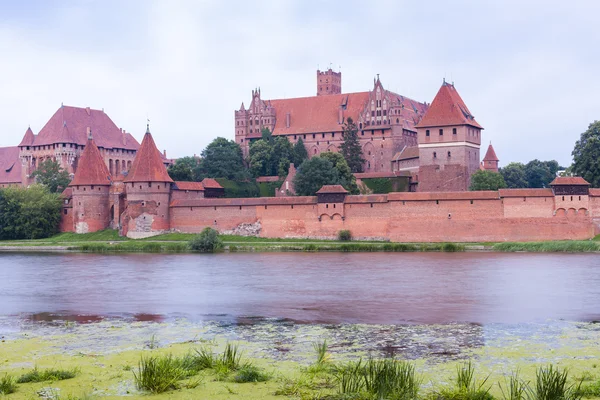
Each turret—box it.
[415,81,483,191]
[68,128,112,233]
[482,143,499,173]
[317,68,342,96]
[123,124,173,237]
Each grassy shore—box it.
[0,230,599,253]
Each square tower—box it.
[317,68,341,96]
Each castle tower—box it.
[122,124,173,238]
[415,81,483,192]
[68,128,112,233]
[317,68,341,96]
[18,127,35,185]
[482,143,499,173]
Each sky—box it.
[0,0,599,167]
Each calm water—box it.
[0,252,599,326]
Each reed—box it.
[436,361,493,400]
[232,364,270,383]
[132,354,185,393]
[0,374,17,395]
[530,365,582,400]
[17,367,78,383]
[499,370,528,400]
[494,241,600,253]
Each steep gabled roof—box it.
[201,178,223,189]
[124,127,173,183]
[174,181,205,191]
[33,105,139,150]
[0,146,22,184]
[69,136,111,186]
[549,176,590,186]
[483,143,498,161]
[415,82,482,129]
[18,127,35,146]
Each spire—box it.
[483,142,499,162]
[69,135,111,186]
[18,127,35,147]
[124,127,173,183]
[415,82,482,129]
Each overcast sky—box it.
[0,0,598,167]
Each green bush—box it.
[338,230,352,241]
[17,367,78,383]
[133,354,185,393]
[232,364,270,383]
[188,227,223,253]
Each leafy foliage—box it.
[167,156,199,181]
[248,130,293,177]
[31,158,70,193]
[17,367,78,383]
[293,157,340,196]
[0,185,62,240]
[525,159,560,188]
[188,227,223,253]
[320,152,359,194]
[0,374,17,395]
[338,230,352,241]
[198,137,247,180]
[340,117,365,173]
[293,137,309,167]
[500,162,528,188]
[572,120,600,187]
[361,177,409,194]
[469,170,507,191]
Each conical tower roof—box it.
[18,127,35,146]
[483,143,499,162]
[124,125,173,183]
[416,82,482,129]
[69,132,111,186]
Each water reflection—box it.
[1,252,600,325]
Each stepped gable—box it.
[483,143,499,161]
[124,126,173,183]
[416,82,482,129]
[69,134,111,186]
[32,105,139,150]
[0,147,22,184]
[18,127,35,146]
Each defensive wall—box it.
[168,188,600,242]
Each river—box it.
[1,252,599,326]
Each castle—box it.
[235,69,499,191]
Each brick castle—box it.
[0,71,597,241]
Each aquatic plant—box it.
[314,340,331,365]
[493,241,600,253]
[436,361,493,400]
[529,365,582,400]
[232,364,270,383]
[0,374,17,395]
[132,354,186,393]
[191,346,218,370]
[338,230,352,241]
[499,369,528,400]
[220,343,243,370]
[17,367,78,383]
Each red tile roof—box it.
[60,187,72,199]
[549,176,590,186]
[415,82,482,129]
[393,146,420,161]
[483,143,498,161]
[201,178,223,189]
[0,146,22,184]
[174,181,205,191]
[32,105,139,150]
[266,91,428,135]
[69,137,111,186]
[18,127,35,146]
[316,184,348,194]
[498,188,554,197]
[125,128,173,183]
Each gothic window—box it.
[322,133,325,138]
[313,134,316,139]
[396,118,399,123]
[383,110,387,116]
[250,120,253,125]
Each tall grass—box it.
[0,374,17,395]
[336,358,420,399]
[17,367,78,383]
[494,241,600,253]
[133,354,186,393]
[529,365,582,400]
[499,370,528,400]
[436,361,493,400]
[314,340,330,365]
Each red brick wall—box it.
[71,185,111,233]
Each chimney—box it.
[163,150,167,157]
[85,107,91,116]
[122,129,127,146]
[86,127,92,139]
[285,112,291,128]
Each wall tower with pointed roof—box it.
[482,143,499,173]
[121,125,174,238]
[415,81,483,191]
[68,129,112,233]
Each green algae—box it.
[0,320,599,399]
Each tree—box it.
[0,185,61,239]
[524,159,557,188]
[572,121,600,187]
[249,140,272,177]
[167,156,198,181]
[261,127,273,142]
[30,159,70,193]
[188,227,223,253]
[293,137,308,167]
[469,170,507,191]
[319,152,359,194]
[199,137,247,180]
[339,117,365,173]
[500,162,528,188]
[272,136,293,176]
[293,157,340,196]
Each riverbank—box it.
[1,318,599,399]
[1,230,600,253]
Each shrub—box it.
[0,374,17,395]
[232,364,270,383]
[188,227,223,253]
[133,354,186,393]
[338,230,352,241]
[17,367,78,383]
[530,365,582,400]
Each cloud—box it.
[0,0,599,167]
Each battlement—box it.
[317,68,342,96]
